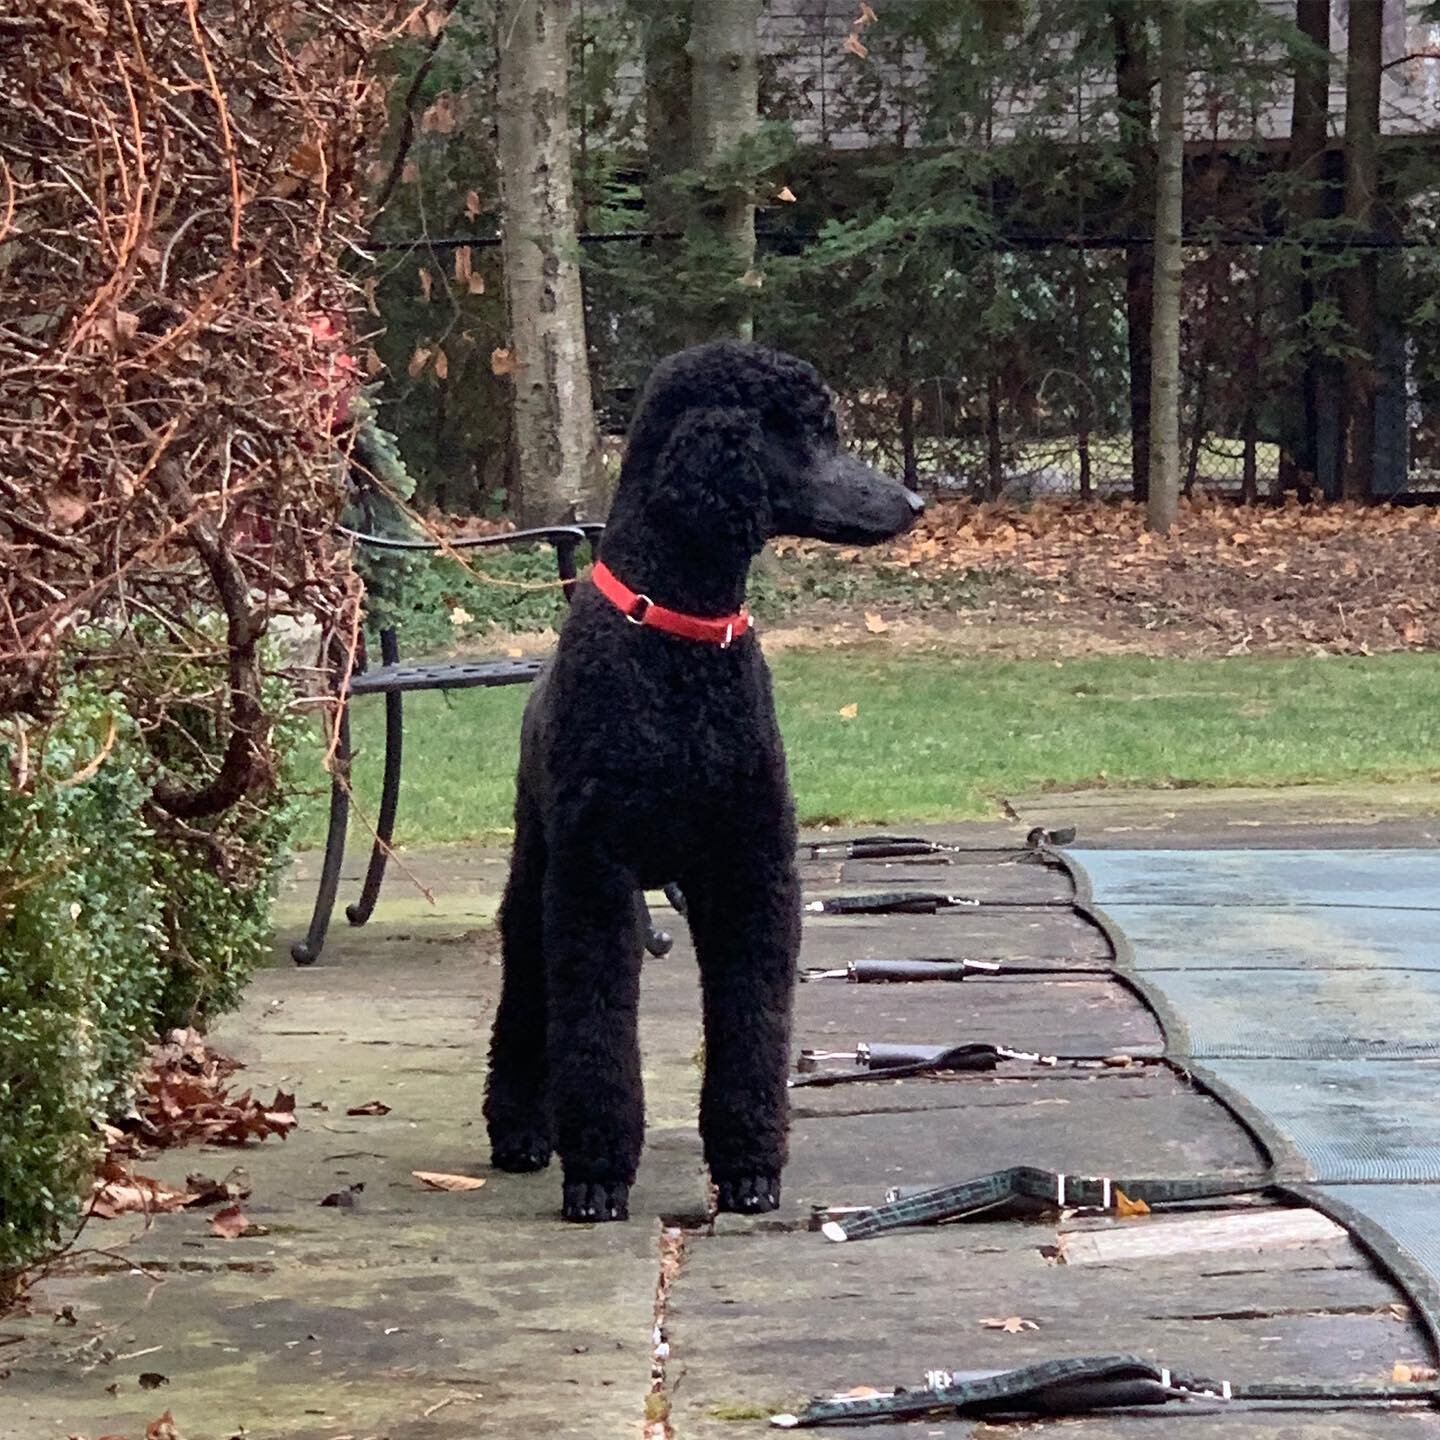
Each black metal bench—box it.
[292,521,676,965]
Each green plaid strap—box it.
[821,1167,1270,1241]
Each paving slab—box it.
[806,857,1074,902]
[793,975,1164,1061]
[668,1219,1429,1438]
[799,908,1112,969]
[781,1071,1268,1217]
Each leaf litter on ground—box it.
[89,1029,295,1222]
[775,495,1440,657]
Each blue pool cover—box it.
[1074,847,1440,1337]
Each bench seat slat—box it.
[349,657,545,696]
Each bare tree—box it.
[1111,1,1155,503]
[1282,0,1331,502]
[687,0,761,341]
[637,0,693,353]
[1341,0,1382,501]
[496,0,605,524]
[1148,0,1185,534]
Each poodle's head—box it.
[616,341,923,558]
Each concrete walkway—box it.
[4,797,1439,1439]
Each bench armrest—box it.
[338,523,592,553]
[340,522,598,604]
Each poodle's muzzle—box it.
[777,452,925,546]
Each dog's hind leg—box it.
[543,840,645,1222]
[686,838,801,1216]
[485,793,553,1173]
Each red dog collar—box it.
[591,560,751,648]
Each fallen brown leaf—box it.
[145,1410,181,1440]
[980,1316,1039,1333]
[413,1171,487,1193]
[91,1164,191,1219]
[209,1205,250,1239]
[183,1171,250,1207]
[345,1100,391,1117]
[1393,1362,1439,1383]
[838,702,858,719]
[1113,1188,1151,1218]
[863,611,889,634]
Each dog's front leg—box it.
[687,844,801,1215]
[543,842,645,1222]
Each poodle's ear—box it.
[649,405,770,554]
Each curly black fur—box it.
[483,341,922,1223]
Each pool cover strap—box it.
[771,1353,1440,1428]
[790,1042,1034,1087]
[821,1165,1272,1241]
[806,890,980,915]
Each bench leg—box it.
[292,702,352,966]
[347,630,403,927]
[640,894,674,958]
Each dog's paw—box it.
[562,1178,630,1223]
[490,1132,552,1173]
[714,1172,781,1215]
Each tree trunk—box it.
[984,372,1004,501]
[1242,255,1263,505]
[495,0,605,526]
[898,328,918,488]
[1283,0,1330,500]
[1111,1,1155,503]
[1341,0,1382,501]
[639,0,692,354]
[687,0,760,342]
[1148,0,1184,534]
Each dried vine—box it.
[0,0,409,818]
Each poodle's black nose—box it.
[904,488,926,515]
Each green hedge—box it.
[1,671,303,1287]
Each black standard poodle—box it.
[483,340,923,1222]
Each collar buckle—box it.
[625,593,653,625]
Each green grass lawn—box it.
[293,650,1440,848]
